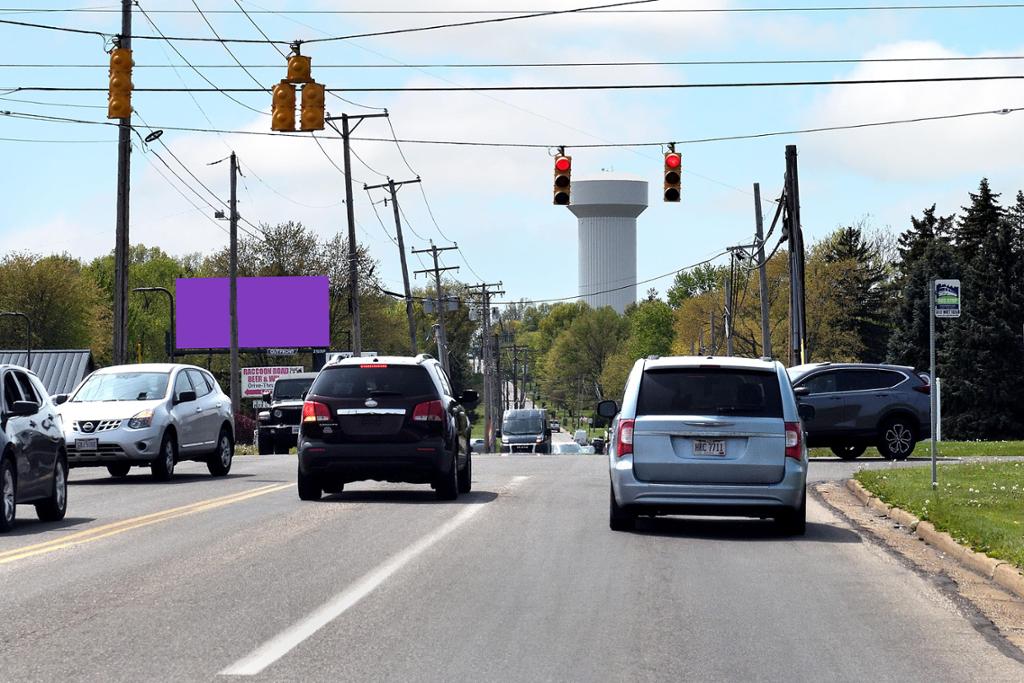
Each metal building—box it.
[567,178,649,313]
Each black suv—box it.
[257,372,318,455]
[297,355,478,501]
[788,362,931,460]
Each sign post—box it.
[930,278,961,488]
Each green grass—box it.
[856,462,1024,568]
[809,440,1024,459]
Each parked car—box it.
[470,438,486,453]
[297,354,478,501]
[787,362,930,461]
[54,364,235,481]
[499,408,551,454]
[552,442,582,454]
[257,372,318,455]
[1,365,68,532]
[573,429,589,446]
[550,420,561,433]
[599,356,812,534]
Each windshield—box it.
[503,415,544,435]
[72,372,170,402]
[274,378,314,401]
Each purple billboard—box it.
[175,276,330,350]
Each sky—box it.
[3,1,1024,306]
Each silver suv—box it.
[787,363,930,461]
[598,356,811,534]
[55,364,235,480]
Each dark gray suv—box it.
[787,363,930,460]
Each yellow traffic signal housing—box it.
[553,155,572,205]
[107,47,133,120]
[271,81,296,132]
[286,55,313,84]
[300,82,325,131]
[664,151,682,202]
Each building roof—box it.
[0,349,95,395]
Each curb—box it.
[843,478,1023,600]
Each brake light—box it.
[913,383,930,395]
[302,400,332,423]
[360,364,387,368]
[413,399,444,422]
[617,419,634,457]
[785,421,802,460]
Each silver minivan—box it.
[598,356,812,534]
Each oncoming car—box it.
[55,364,235,481]
[599,356,813,534]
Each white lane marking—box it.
[221,476,530,677]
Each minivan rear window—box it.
[310,365,436,399]
[636,368,783,418]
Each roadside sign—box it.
[241,366,304,398]
[267,348,298,356]
[934,279,961,318]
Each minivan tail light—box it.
[617,419,635,457]
[413,399,445,422]
[302,400,332,423]
[784,421,802,460]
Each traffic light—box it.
[663,151,682,202]
[286,54,313,84]
[271,81,296,132]
[107,47,133,120]
[300,82,325,131]
[553,155,572,205]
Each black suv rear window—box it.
[310,365,436,399]
[637,368,783,418]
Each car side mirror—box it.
[798,403,816,421]
[793,386,810,397]
[52,394,69,406]
[596,400,619,419]
[9,400,39,417]
[177,390,197,405]
[262,391,272,403]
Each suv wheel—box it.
[877,419,917,461]
[457,450,472,494]
[435,448,459,501]
[151,433,176,481]
[776,489,807,536]
[1,458,16,532]
[830,445,866,461]
[257,431,273,456]
[207,428,233,476]
[107,463,131,478]
[36,457,68,523]
[297,468,321,501]
[609,484,635,531]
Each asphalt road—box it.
[1,454,1022,682]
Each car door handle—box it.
[195,407,203,413]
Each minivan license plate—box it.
[693,439,726,456]
[76,438,98,452]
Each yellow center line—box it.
[0,483,292,566]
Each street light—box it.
[0,312,31,370]
[132,287,175,363]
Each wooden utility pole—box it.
[413,243,459,376]
[468,282,504,452]
[753,183,773,358]
[724,253,735,357]
[229,152,240,415]
[365,177,420,355]
[784,145,807,366]
[112,0,133,365]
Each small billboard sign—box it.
[935,279,962,318]
[241,366,304,398]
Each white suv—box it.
[56,364,235,481]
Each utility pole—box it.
[468,282,504,453]
[365,177,420,355]
[724,254,735,357]
[709,310,717,355]
[753,183,773,358]
[325,112,389,355]
[112,0,133,365]
[784,145,807,366]
[413,242,459,376]
[229,152,241,415]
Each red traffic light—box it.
[665,153,681,169]
[555,156,571,172]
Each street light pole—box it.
[0,312,31,370]
[132,287,174,363]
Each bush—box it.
[234,412,257,444]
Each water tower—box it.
[567,178,649,313]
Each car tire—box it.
[322,482,345,495]
[151,433,177,482]
[1,457,16,533]
[609,484,635,532]
[207,428,233,477]
[776,489,807,536]
[107,463,131,478]
[457,450,472,494]
[297,468,321,501]
[36,456,68,523]
[830,445,866,461]
[257,432,273,456]
[273,438,290,455]
[877,418,917,461]
[435,448,459,501]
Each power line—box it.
[189,0,267,91]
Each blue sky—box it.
[3,1,1024,305]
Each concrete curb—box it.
[844,478,1023,600]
